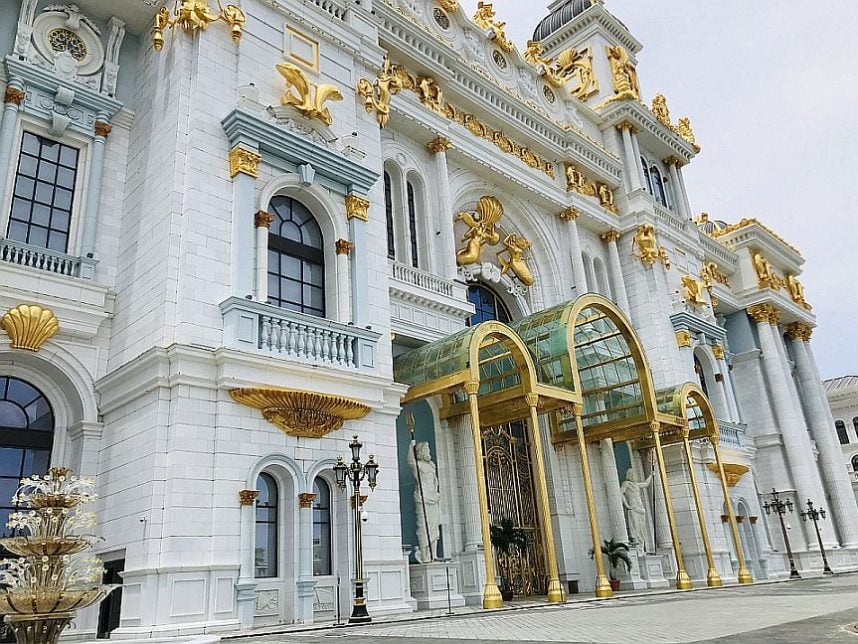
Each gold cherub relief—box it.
[596,45,640,109]
[456,196,504,266]
[498,234,535,287]
[357,56,403,128]
[416,76,444,114]
[681,275,707,306]
[557,47,599,100]
[564,163,596,196]
[597,183,617,214]
[634,224,660,266]
[277,63,343,126]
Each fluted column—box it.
[427,137,457,279]
[236,489,260,627]
[617,122,643,192]
[0,83,25,189]
[788,323,858,547]
[254,210,274,302]
[79,116,111,261]
[560,207,588,294]
[748,304,825,547]
[601,230,631,314]
[599,439,629,543]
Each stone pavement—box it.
[230,574,858,643]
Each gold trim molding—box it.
[229,147,260,179]
[345,194,370,221]
[229,388,371,438]
[1,304,59,351]
[707,463,749,487]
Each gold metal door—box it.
[482,421,547,596]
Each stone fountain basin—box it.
[0,588,107,615]
[0,537,92,557]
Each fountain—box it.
[0,467,116,644]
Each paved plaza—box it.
[231,574,858,643]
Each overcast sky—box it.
[469,0,858,379]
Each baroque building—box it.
[824,376,858,502]
[0,0,854,638]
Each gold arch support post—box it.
[712,437,753,584]
[651,422,692,590]
[681,426,721,587]
[573,405,612,598]
[525,394,564,603]
[465,381,503,609]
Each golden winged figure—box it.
[455,196,504,266]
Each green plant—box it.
[590,538,631,580]
[490,519,531,594]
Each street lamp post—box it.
[800,498,833,575]
[763,489,800,579]
[333,435,379,624]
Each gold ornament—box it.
[437,0,459,11]
[254,211,275,228]
[228,147,260,179]
[456,196,504,266]
[94,121,112,138]
[600,230,621,243]
[786,275,812,310]
[416,76,444,114]
[427,137,453,154]
[1,304,59,351]
[558,47,599,100]
[558,207,580,221]
[675,117,700,152]
[497,234,534,287]
[230,388,370,438]
[345,195,370,221]
[238,489,259,506]
[277,63,343,126]
[747,303,780,326]
[357,56,403,128]
[4,87,25,105]
[712,344,725,360]
[152,1,245,52]
[564,163,596,196]
[472,2,514,53]
[658,247,671,270]
[651,94,671,127]
[785,322,813,342]
[675,330,692,348]
[597,183,617,214]
[710,218,801,256]
[596,45,640,109]
[701,261,729,288]
[706,463,748,487]
[335,239,354,255]
[752,252,783,290]
[298,492,317,509]
[681,275,707,306]
[633,224,660,266]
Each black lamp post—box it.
[800,498,833,575]
[333,435,379,624]
[763,489,800,579]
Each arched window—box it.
[852,455,858,472]
[312,477,332,576]
[406,181,419,268]
[384,171,396,260]
[255,472,278,578]
[466,284,511,326]
[267,196,325,317]
[836,420,849,445]
[650,166,667,207]
[640,157,652,194]
[0,377,54,538]
[694,355,709,397]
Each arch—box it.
[246,453,306,490]
[851,454,858,472]
[405,170,428,269]
[466,282,512,326]
[592,256,611,298]
[836,420,849,445]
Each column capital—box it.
[94,121,112,138]
[335,239,354,255]
[786,321,813,342]
[524,393,539,408]
[747,303,780,325]
[239,489,259,506]
[616,121,638,133]
[345,194,370,221]
[254,210,275,228]
[298,492,318,509]
[4,86,25,105]
[649,421,660,434]
[559,206,581,221]
[229,146,261,179]
[675,330,692,347]
[464,380,480,396]
[427,136,453,154]
[663,156,683,167]
[601,229,621,243]
[712,344,725,360]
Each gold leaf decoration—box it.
[1,304,60,352]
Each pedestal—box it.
[637,552,670,589]
[458,549,487,606]
[409,562,466,610]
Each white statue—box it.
[621,468,653,547]
[407,440,441,563]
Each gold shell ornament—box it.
[1,304,60,351]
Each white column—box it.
[236,490,259,628]
[749,306,826,548]
[562,209,588,295]
[254,211,273,302]
[460,426,482,551]
[428,137,458,279]
[714,346,742,423]
[335,239,353,323]
[664,159,690,220]
[601,230,631,314]
[675,165,694,219]
[600,439,629,543]
[346,195,370,326]
[296,493,317,623]
[0,82,25,188]
[79,115,110,260]
[617,123,643,192]
[789,326,858,547]
[229,146,259,299]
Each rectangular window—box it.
[8,133,78,253]
[384,172,395,260]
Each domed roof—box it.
[695,213,728,235]
[533,0,596,42]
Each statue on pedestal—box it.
[621,469,653,547]
[408,440,441,563]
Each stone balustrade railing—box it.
[718,420,747,448]
[390,261,455,298]
[0,239,96,279]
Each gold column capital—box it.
[558,207,581,221]
[747,303,780,325]
[254,210,275,228]
[662,156,683,167]
[4,86,25,105]
[464,380,480,396]
[615,121,638,133]
[649,421,660,434]
[229,147,261,179]
[600,229,621,243]
[427,136,453,154]
[524,393,539,408]
[298,492,318,508]
[712,344,725,360]
[94,121,112,138]
[335,239,354,255]
[239,489,259,506]
[675,330,692,348]
[785,321,813,341]
[345,194,370,221]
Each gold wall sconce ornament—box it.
[152,0,246,52]
[238,489,259,506]
[706,462,749,487]
[455,196,503,267]
[277,63,343,126]
[1,304,60,351]
[596,45,640,109]
[633,224,660,267]
[357,56,403,128]
[681,275,707,307]
[497,234,535,287]
[229,388,371,438]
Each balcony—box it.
[718,420,748,449]
[388,262,472,344]
[0,239,96,280]
[221,297,380,372]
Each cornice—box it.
[539,4,643,57]
[709,219,804,266]
[598,100,698,163]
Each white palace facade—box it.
[0,0,855,639]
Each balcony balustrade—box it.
[0,239,96,279]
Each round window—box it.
[492,50,507,70]
[433,8,450,30]
[48,28,87,61]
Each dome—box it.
[533,0,596,42]
[695,213,728,235]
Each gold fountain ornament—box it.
[152,0,246,51]
[277,63,343,126]
[1,304,59,351]
[0,468,116,644]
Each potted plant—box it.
[590,538,631,591]
[490,518,530,601]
